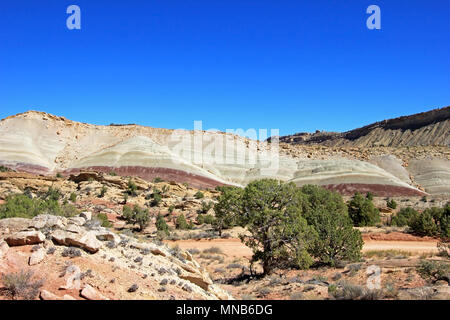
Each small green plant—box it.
[194,191,204,199]
[168,205,175,214]
[127,179,138,197]
[150,193,162,207]
[390,207,418,227]
[198,201,213,214]
[156,213,170,235]
[347,192,380,227]
[386,198,397,209]
[176,214,193,230]
[96,213,112,228]
[56,173,63,178]
[122,205,149,231]
[0,165,11,172]
[99,186,107,198]
[417,260,450,283]
[69,192,77,203]
[1,270,44,300]
[153,177,164,183]
[197,214,215,225]
[109,171,117,176]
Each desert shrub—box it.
[300,185,363,266]
[0,193,78,219]
[156,213,170,235]
[202,247,223,254]
[197,214,215,225]
[347,192,380,227]
[1,270,44,300]
[365,192,374,201]
[437,240,449,258]
[187,248,200,255]
[0,165,11,172]
[96,213,112,228]
[390,207,418,227]
[176,214,193,230]
[168,205,175,214]
[408,206,449,238]
[69,192,77,203]
[44,186,62,201]
[386,198,397,209]
[99,186,107,198]
[240,179,317,274]
[198,201,213,214]
[153,177,164,183]
[194,191,204,199]
[331,282,364,300]
[62,247,82,258]
[417,260,450,283]
[126,179,138,196]
[213,186,244,236]
[150,192,162,207]
[122,205,149,231]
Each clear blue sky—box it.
[0,1,449,136]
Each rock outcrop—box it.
[0,213,234,300]
[0,110,439,195]
[273,106,450,148]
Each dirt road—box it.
[167,238,439,259]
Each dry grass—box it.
[364,250,413,259]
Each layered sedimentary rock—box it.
[0,110,444,195]
[274,106,450,148]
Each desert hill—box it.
[272,106,450,148]
[0,110,449,195]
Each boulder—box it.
[40,290,62,300]
[5,231,45,246]
[179,271,213,291]
[68,216,86,226]
[29,248,46,266]
[79,212,92,221]
[30,214,66,230]
[0,240,8,259]
[51,230,102,253]
[66,224,84,234]
[76,231,102,253]
[208,284,234,300]
[0,218,31,233]
[80,284,109,300]
[95,230,120,243]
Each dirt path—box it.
[167,238,440,258]
[363,240,439,253]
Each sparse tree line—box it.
[0,178,448,276]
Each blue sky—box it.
[0,1,449,137]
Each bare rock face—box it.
[51,230,102,253]
[5,230,45,246]
[276,106,450,148]
[0,240,8,258]
[79,211,92,221]
[30,214,66,230]
[29,247,46,265]
[40,290,61,300]
[0,218,32,234]
[80,284,109,300]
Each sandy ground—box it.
[167,238,440,259]
[363,240,439,253]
